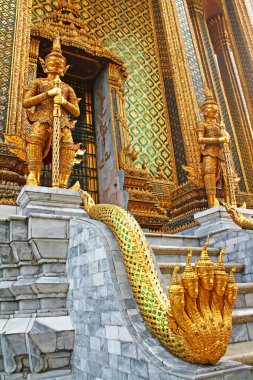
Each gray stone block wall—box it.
[67,218,252,380]
[205,229,253,282]
[0,211,75,377]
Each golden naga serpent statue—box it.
[221,201,253,229]
[80,190,238,364]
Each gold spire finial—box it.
[203,234,210,250]
[169,265,184,294]
[200,83,218,110]
[214,248,227,278]
[196,235,214,270]
[181,251,198,281]
[172,265,180,285]
[52,33,62,54]
[187,250,192,266]
[227,266,237,284]
[203,82,213,99]
[44,33,66,63]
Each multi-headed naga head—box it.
[181,251,198,299]
[169,265,185,312]
[195,235,214,291]
[213,248,227,297]
[225,267,238,306]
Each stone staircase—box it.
[146,232,253,365]
[0,213,74,377]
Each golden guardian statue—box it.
[5,35,82,188]
[183,85,237,208]
[198,85,236,208]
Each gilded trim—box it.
[6,0,33,135]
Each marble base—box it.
[0,369,75,379]
[16,186,87,217]
[193,206,253,235]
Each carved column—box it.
[158,0,201,173]
[6,0,32,135]
[220,0,253,118]
[186,0,248,192]
[186,0,214,92]
[208,15,253,191]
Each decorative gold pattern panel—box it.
[31,0,174,179]
[0,1,16,131]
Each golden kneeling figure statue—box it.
[5,35,82,188]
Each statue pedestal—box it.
[194,206,253,235]
[16,185,87,217]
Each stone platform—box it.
[0,187,252,379]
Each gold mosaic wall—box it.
[31,0,175,180]
[0,1,16,131]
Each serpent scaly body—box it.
[80,190,238,364]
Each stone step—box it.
[153,246,220,263]
[224,340,253,365]
[235,283,253,310]
[145,232,200,247]
[152,245,219,255]
[238,283,253,294]
[233,308,253,324]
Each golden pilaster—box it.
[220,0,253,116]
[186,0,214,93]
[158,0,201,172]
[6,0,32,135]
[208,15,253,190]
